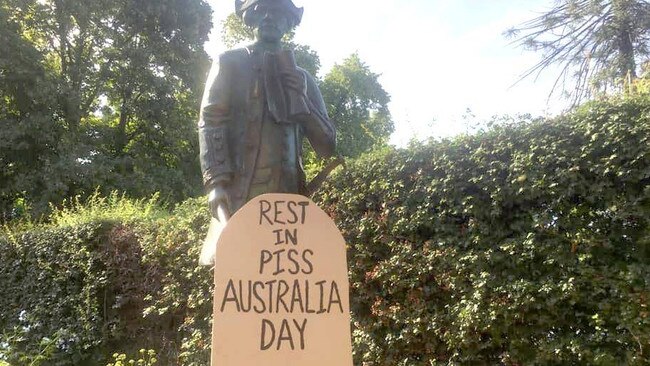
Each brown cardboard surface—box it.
[211,194,353,365]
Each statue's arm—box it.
[198,54,234,192]
[301,71,336,158]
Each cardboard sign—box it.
[211,194,353,366]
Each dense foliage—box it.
[1,95,649,365]
[0,0,212,219]
[318,95,650,364]
[0,195,213,365]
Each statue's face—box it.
[245,3,291,43]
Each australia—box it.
[218,279,344,315]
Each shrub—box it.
[316,95,650,365]
[0,197,213,365]
[0,222,110,365]
[48,191,167,227]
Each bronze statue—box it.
[198,0,336,223]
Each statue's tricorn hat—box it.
[235,0,304,27]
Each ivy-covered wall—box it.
[1,96,649,365]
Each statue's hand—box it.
[281,69,307,96]
[208,185,231,222]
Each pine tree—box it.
[506,0,650,102]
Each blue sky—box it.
[206,0,568,146]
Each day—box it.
[1,0,649,365]
[260,318,308,351]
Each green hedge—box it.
[317,96,650,365]
[0,198,214,365]
[1,95,649,365]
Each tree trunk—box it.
[116,98,129,155]
[613,0,637,79]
